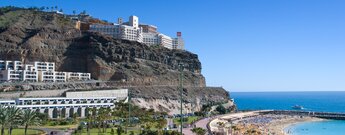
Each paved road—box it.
[208,110,272,133]
[37,128,73,135]
[182,117,214,135]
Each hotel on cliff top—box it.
[76,15,185,50]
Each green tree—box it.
[97,107,111,133]
[191,127,206,135]
[155,118,167,135]
[72,112,79,124]
[5,106,21,135]
[85,108,93,135]
[21,110,41,135]
[116,125,124,135]
[216,105,227,114]
[0,106,6,135]
[36,113,48,125]
[110,128,115,135]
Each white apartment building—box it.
[54,72,67,82]
[142,32,159,46]
[173,32,185,50]
[33,61,55,71]
[0,60,5,70]
[90,24,143,42]
[89,15,184,50]
[0,69,22,81]
[89,24,120,38]
[0,100,16,106]
[158,34,173,49]
[39,71,55,82]
[0,60,23,70]
[22,70,38,82]
[0,60,91,82]
[66,72,91,81]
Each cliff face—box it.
[0,8,204,87]
[0,83,234,114]
[0,8,236,113]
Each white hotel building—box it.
[0,89,128,119]
[89,16,184,50]
[0,60,91,82]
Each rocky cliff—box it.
[0,7,235,113]
[0,8,204,86]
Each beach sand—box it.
[270,116,324,135]
[209,111,326,135]
[230,115,323,135]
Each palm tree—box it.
[21,110,41,135]
[0,106,6,135]
[85,107,95,135]
[5,106,21,135]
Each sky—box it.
[1,0,345,92]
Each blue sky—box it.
[1,0,345,92]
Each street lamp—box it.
[127,89,131,133]
[179,64,184,134]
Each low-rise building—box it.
[0,69,22,81]
[0,60,23,70]
[54,72,67,82]
[0,89,128,119]
[66,72,91,81]
[16,97,116,118]
[33,61,55,71]
[22,70,38,82]
[0,60,91,82]
[0,100,16,106]
[0,60,5,70]
[39,71,55,82]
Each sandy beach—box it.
[268,116,323,135]
[209,111,324,135]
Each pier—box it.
[260,110,345,120]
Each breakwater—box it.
[260,110,345,120]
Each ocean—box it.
[231,91,345,135]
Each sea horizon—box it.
[231,91,345,112]
[232,91,345,134]
[231,90,345,93]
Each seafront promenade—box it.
[208,110,271,134]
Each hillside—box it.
[0,7,235,113]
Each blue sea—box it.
[231,91,345,135]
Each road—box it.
[182,117,214,135]
[37,128,74,135]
